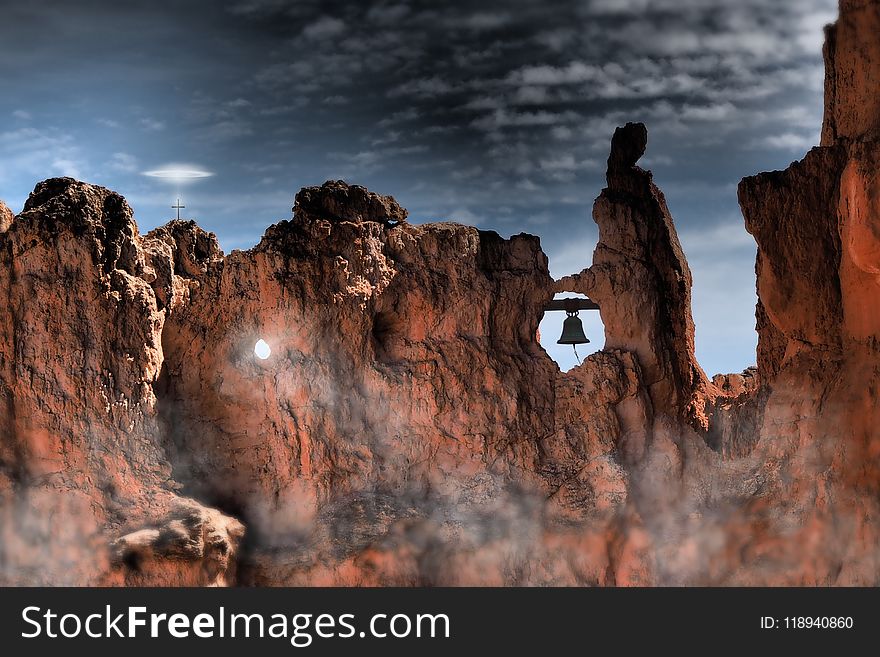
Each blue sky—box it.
[0,0,837,375]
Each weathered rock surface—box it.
[731,0,880,584]
[0,200,12,233]
[1,0,879,586]
[0,179,243,585]
[556,122,710,433]
[109,498,244,587]
[822,0,880,145]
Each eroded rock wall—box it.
[731,0,880,584]
[1,0,879,587]
[0,180,243,585]
[0,201,12,233]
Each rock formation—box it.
[0,180,242,585]
[732,0,880,585]
[556,122,710,433]
[0,200,12,233]
[1,0,879,586]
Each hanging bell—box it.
[557,311,590,345]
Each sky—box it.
[0,0,837,375]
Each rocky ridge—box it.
[1,0,879,586]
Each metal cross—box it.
[172,199,185,221]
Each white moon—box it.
[254,339,271,360]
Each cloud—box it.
[370,130,400,146]
[471,109,581,131]
[538,153,600,178]
[228,0,291,16]
[322,95,350,106]
[139,118,165,131]
[12,110,31,120]
[328,144,430,177]
[388,76,454,99]
[378,108,419,127]
[302,16,346,40]
[459,12,511,31]
[448,207,480,225]
[751,131,820,151]
[512,86,551,105]
[679,219,756,255]
[107,152,138,173]
[0,127,88,190]
[535,28,577,52]
[366,4,410,23]
[508,61,597,86]
[206,119,254,139]
[680,102,738,121]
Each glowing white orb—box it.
[142,164,214,184]
[254,339,271,360]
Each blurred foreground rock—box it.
[1,0,879,586]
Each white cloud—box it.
[139,117,165,131]
[0,127,88,189]
[751,131,819,151]
[471,109,581,131]
[513,86,551,105]
[538,154,600,179]
[107,152,138,173]
[680,102,738,121]
[509,61,597,86]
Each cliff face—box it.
[0,180,242,585]
[0,201,12,233]
[822,0,880,146]
[1,1,879,587]
[734,0,880,584]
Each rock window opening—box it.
[539,292,605,371]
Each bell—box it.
[557,312,590,345]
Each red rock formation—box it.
[1,1,879,587]
[156,180,566,580]
[0,200,12,233]
[822,0,880,145]
[556,123,710,433]
[0,179,242,585]
[732,0,880,584]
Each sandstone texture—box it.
[556,122,710,432]
[0,200,12,233]
[1,0,879,586]
[0,181,242,585]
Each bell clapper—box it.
[573,344,581,364]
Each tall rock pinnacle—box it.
[557,122,709,430]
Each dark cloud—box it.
[0,0,837,374]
